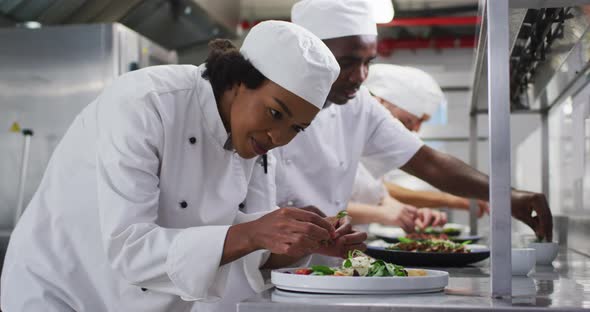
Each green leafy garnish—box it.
[336,210,348,218]
[443,227,461,234]
[301,250,409,278]
[423,226,436,234]
[311,265,335,275]
[387,263,408,277]
[398,237,415,244]
[386,239,470,253]
[367,260,408,277]
[367,260,387,276]
[460,240,472,246]
[343,259,352,268]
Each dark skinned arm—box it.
[222,223,306,269]
[400,145,553,241]
[227,209,365,270]
[261,214,367,269]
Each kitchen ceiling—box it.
[0,0,239,49]
[239,0,479,56]
[240,0,478,19]
[0,0,478,52]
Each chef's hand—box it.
[298,205,327,217]
[249,207,335,258]
[511,190,553,241]
[297,206,353,239]
[476,200,490,218]
[380,195,418,233]
[298,206,366,258]
[415,208,447,230]
[314,230,368,258]
[331,214,353,239]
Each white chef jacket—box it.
[188,87,426,312]
[190,153,280,312]
[350,163,388,206]
[1,64,271,312]
[239,87,423,268]
[273,86,423,216]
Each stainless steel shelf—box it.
[471,1,590,115]
[239,248,590,312]
[468,0,590,298]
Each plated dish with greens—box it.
[291,250,425,277]
[366,239,490,267]
[271,251,449,294]
[387,237,471,253]
[419,226,462,237]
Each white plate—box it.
[368,224,406,237]
[444,223,469,233]
[271,268,449,294]
[466,244,490,252]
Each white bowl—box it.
[528,242,559,265]
[512,248,536,276]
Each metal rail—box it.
[486,0,512,298]
[470,0,590,298]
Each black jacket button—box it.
[179,201,188,209]
[189,137,197,144]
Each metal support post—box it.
[469,115,479,235]
[487,0,512,298]
[541,112,550,197]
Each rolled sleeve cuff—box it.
[243,249,272,293]
[244,252,312,294]
[166,225,231,301]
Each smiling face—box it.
[228,80,319,159]
[323,35,377,105]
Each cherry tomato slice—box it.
[294,268,313,275]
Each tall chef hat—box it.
[240,20,340,109]
[291,0,378,40]
[364,64,445,117]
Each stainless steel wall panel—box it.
[0,23,176,229]
[0,24,117,229]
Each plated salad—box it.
[292,250,426,277]
[387,237,471,253]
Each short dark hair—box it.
[202,39,267,102]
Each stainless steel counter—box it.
[238,248,590,311]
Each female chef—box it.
[1,21,341,312]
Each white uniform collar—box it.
[197,65,233,151]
